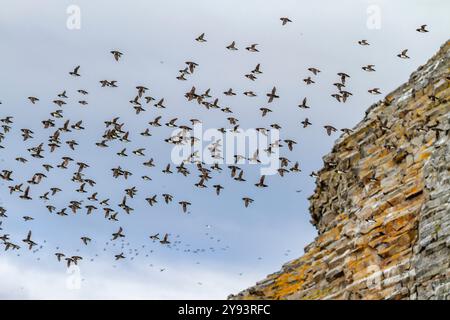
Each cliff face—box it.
[231,41,450,300]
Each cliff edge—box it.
[230,40,450,300]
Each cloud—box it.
[0,256,259,299]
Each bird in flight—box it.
[246,44,259,52]
[111,50,123,61]
[255,176,268,188]
[242,197,254,208]
[115,253,125,260]
[160,234,170,244]
[69,66,81,77]
[22,231,37,250]
[280,17,292,25]
[358,39,370,46]
[266,87,279,103]
[397,49,410,59]
[28,96,39,104]
[324,125,337,136]
[179,201,191,213]
[0,13,432,276]
[308,67,321,75]
[301,118,312,128]
[226,41,238,50]
[196,33,207,42]
[368,88,382,95]
[298,97,309,109]
[81,236,92,245]
[213,184,224,195]
[362,64,376,72]
[112,227,125,240]
[416,24,429,33]
[150,233,160,241]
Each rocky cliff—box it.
[230,41,450,300]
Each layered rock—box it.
[230,40,450,300]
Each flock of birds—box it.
[0,18,432,274]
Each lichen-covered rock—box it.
[229,40,450,300]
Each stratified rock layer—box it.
[230,41,450,300]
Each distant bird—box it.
[111,50,123,61]
[55,253,65,262]
[112,227,125,240]
[154,98,166,108]
[290,162,301,172]
[337,72,350,84]
[226,41,238,50]
[358,39,370,46]
[195,33,207,42]
[331,93,342,102]
[162,164,173,174]
[284,139,297,151]
[242,197,254,208]
[246,44,259,52]
[69,66,81,76]
[115,253,125,260]
[0,18,434,273]
[179,201,191,213]
[252,64,262,74]
[162,193,173,203]
[368,88,381,95]
[255,176,268,188]
[213,184,224,195]
[224,88,236,96]
[81,237,91,245]
[185,61,198,73]
[341,128,354,135]
[298,97,309,109]
[308,67,321,75]
[324,125,337,136]
[22,231,37,250]
[416,25,429,33]
[301,118,312,128]
[146,195,157,206]
[397,49,410,59]
[150,233,159,241]
[303,76,315,85]
[280,17,292,25]
[260,107,272,117]
[266,87,279,103]
[362,64,376,72]
[160,234,170,244]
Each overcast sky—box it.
[0,0,449,299]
